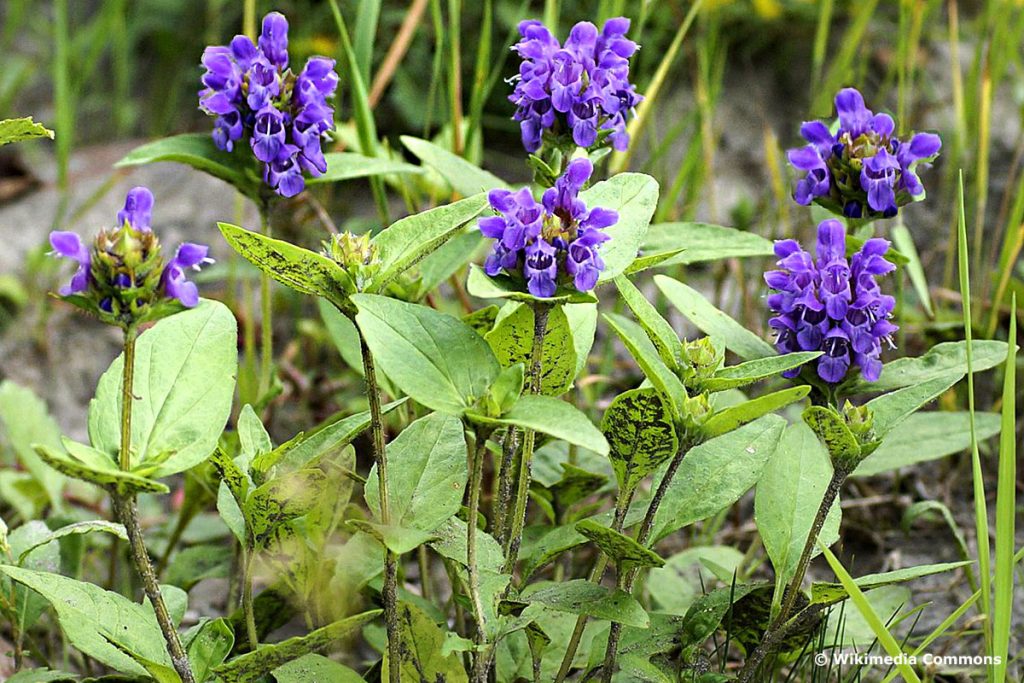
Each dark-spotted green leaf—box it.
[580,173,659,282]
[88,300,238,478]
[352,293,500,414]
[678,583,765,650]
[802,405,860,463]
[466,264,597,304]
[370,194,488,291]
[703,352,822,392]
[402,135,510,196]
[854,411,1001,476]
[308,152,423,185]
[383,602,469,683]
[218,223,354,311]
[842,340,1007,394]
[468,395,608,456]
[549,464,607,508]
[655,275,775,360]
[213,610,381,683]
[365,412,467,532]
[755,422,840,598]
[33,443,168,495]
[116,133,257,198]
[614,276,681,369]
[575,519,664,569]
[604,312,687,416]
[642,222,774,266]
[0,116,54,146]
[245,469,327,548]
[701,386,810,438]
[0,566,175,676]
[273,654,362,682]
[652,415,785,541]
[485,304,577,396]
[523,579,649,627]
[601,387,678,492]
[810,561,971,606]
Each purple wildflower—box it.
[162,243,214,308]
[478,158,614,297]
[787,87,941,219]
[199,12,338,197]
[49,232,91,295]
[765,219,897,384]
[509,17,642,153]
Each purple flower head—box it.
[116,187,154,231]
[509,17,642,153]
[765,219,897,384]
[787,87,941,220]
[198,12,338,197]
[50,231,91,295]
[478,158,617,297]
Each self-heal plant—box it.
[199,12,338,198]
[788,87,941,219]
[766,219,898,385]
[509,17,642,155]
[479,157,617,298]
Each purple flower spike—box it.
[116,187,154,231]
[478,159,616,297]
[509,17,642,153]
[50,231,91,295]
[199,11,338,197]
[765,219,897,384]
[787,87,941,220]
[163,243,214,308]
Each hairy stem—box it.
[737,465,848,683]
[115,327,195,682]
[466,426,494,683]
[241,545,258,650]
[360,334,401,683]
[492,427,520,546]
[502,303,551,574]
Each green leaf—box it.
[755,422,841,606]
[648,547,745,616]
[273,654,363,682]
[370,194,489,291]
[601,387,678,492]
[564,303,599,376]
[365,413,467,532]
[655,275,775,360]
[575,519,664,569]
[4,669,76,683]
[318,297,365,373]
[891,223,933,317]
[245,469,327,549]
[34,442,168,495]
[401,135,510,196]
[89,300,237,478]
[0,566,174,676]
[841,340,1007,394]
[213,610,381,683]
[5,521,59,631]
[352,293,500,414]
[469,395,608,456]
[580,173,659,282]
[116,133,257,198]
[641,222,774,266]
[604,313,687,416]
[308,152,423,185]
[344,520,437,555]
[802,405,860,463]
[429,517,505,573]
[810,561,972,606]
[623,248,686,275]
[0,380,68,510]
[184,618,234,682]
[466,264,597,304]
[703,352,823,391]
[614,276,681,369]
[0,116,54,146]
[652,416,785,541]
[383,602,469,683]
[415,231,487,300]
[485,304,577,396]
[218,223,354,311]
[701,386,810,438]
[16,520,127,564]
[854,411,1001,477]
[678,583,764,650]
[524,579,649,627]
[865,372,963,439]
[237,404,272,463]
[165,545,232,591]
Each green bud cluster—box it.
[680,337,722,393]
[89,224,168,326]
[324,232,381,293]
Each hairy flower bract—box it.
[765,219,897,383]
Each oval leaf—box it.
[601,387,679,492]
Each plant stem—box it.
[259,206,274,397]
[502,303,550,574]
[466,426,493,682]
[114,326,195,682]
[360,334,401,683]
[737,465,848,683]
[493,427,520,546]
[241,545,258,650]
